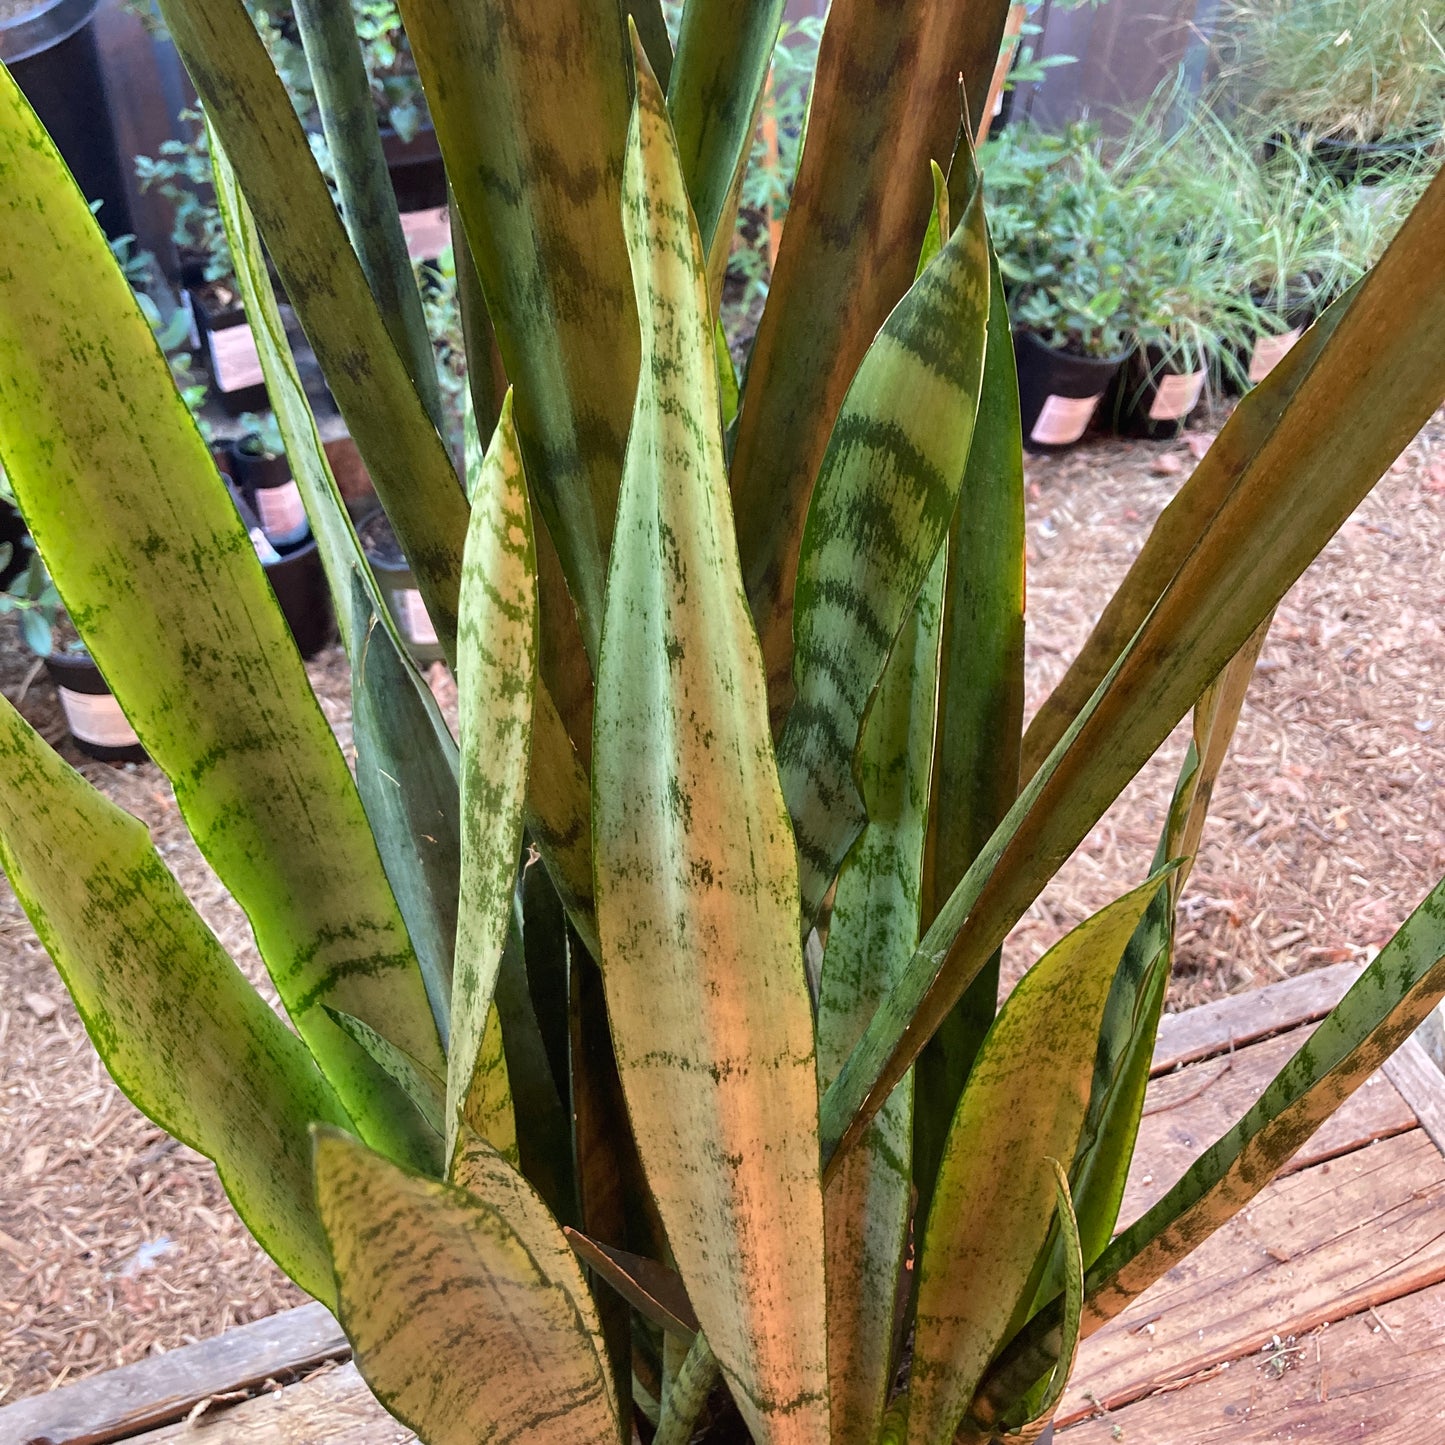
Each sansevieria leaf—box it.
[974,864,1445,1428]
[316,1128,621,1445]
[818,549,944,1444]
[449,395,536,1165]
[0,69,441,1164]
[0,696,349,1303]
[907,876,1170,1445]
[822,168,1445,1170]
[914,243,1027,1222]
[398,0,639,663]
[155,0,469,662]
[593,40,829,1445]
[730,0,1011,720]
[778,155,989,924]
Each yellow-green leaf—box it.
[0,67,441,1163]
[448,396,536,1166]
[907,877,1169,1445]
[0,696,349,1302]
[777,157,989,925]
[593,41,829,1444]
[316,1127,621,1445]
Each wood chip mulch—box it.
[1,406,1442,1400]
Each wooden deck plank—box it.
[1061,1277,1445,1442]
[1062,1129,1445,1426]
[1151,963,1361,1075]
[1120,1024,1416,1228]
[0,1302,346,1445]
[131,1363,410,1444]
[1383,1034,1445,1154]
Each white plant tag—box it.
[1248,327,1302,384]
[181,291,201,351]
[57,687,140,750]
[207,322,264,393]
[249,527,281,565]
[400,588,438,647]
[1030,393,1100,446]
[401,206,451,262]
[1148,368,1206,422]
[256,479,307,543]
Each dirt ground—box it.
[1,412,1443,1401]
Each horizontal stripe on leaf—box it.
[592,36,829,1445]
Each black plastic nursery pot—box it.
[0,500,29,590]
[43,648,146,764]
[2,0,134,243]
[357,506,445,665]
[1307,129,1440,186]
[232,437,310,548]
[1104,344,1208,442]
[189,283,268,416]
[1013,329,1126,453]
[265,535,334,661]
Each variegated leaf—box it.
[592,40,829,1445]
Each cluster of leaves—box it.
[1220,0,1445,144]
[0,6,1444,1445]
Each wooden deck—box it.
[8,962,1445,1444]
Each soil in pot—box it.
[357,506,444,664]
[41,622,146,763]
[189,281,268,415]
[1104,345,1208,442]
[1013,329,1126,453]
[231,435,309,548]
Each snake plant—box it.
[1,4,1444,1442]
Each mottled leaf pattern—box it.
[668,0,785,262]
[0,696,349,1302]
[155,0,469,661]
[914,248,1027,1222]
[326,1008,446,1147]
[0,71,441,1163]
[907,878,1168,1445]
[777,168,989,924]
[449,395,536,1165]
[593,42,830,1445]
[316,1128,620,1445]
[821,168,1445,1172]
[350,577,464,1047]
[817,549,944,1444]
[729,0,1013,722]
[398,0,638,663]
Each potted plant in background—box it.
[986,123,1135,449]
[356,503,442,665]
[3,546,146,764]
[1222,0,1445,181]
[230,412,310,548]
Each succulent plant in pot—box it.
[1,6,1444,1445]
[985,123,1137,450]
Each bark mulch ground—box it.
[1,411,1442,1400]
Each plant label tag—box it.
[401,206,451,262]
[1031,393,1099,446]
[208,322,264,394]
[1248,327,1302,384]
[1148,369,1206,422]
[57,687,141,750]
[256,480,308,544]
[400,588,438,647]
